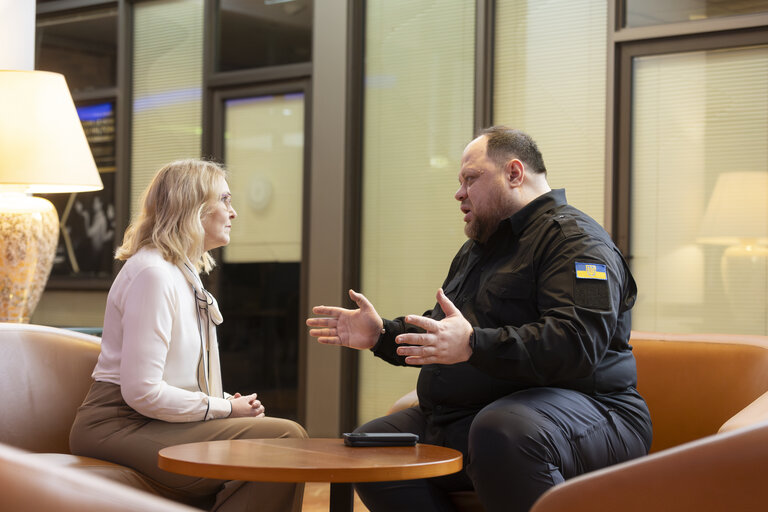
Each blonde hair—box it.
[116,159,227,273]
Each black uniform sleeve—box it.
[370,318,409,366]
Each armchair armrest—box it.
[719,390,768,434]
[529,421,768,512]
[387,389,419,415]
[0,443,196,512]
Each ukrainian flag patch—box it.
[575,262,607,280]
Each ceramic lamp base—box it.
[0,194,59,323]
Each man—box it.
[307,127,652,512]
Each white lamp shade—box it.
[0,70,103,193]
[698,171,768,246]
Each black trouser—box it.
[354,387,651,512]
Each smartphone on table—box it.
[343,432,419,447]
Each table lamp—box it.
[698,171,768,327]
[0,70,103,323]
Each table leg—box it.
[329,482,354,512]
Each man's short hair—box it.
[480,126,547,175]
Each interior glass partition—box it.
[629,45,768,334]
[358,0,475,425]
[131,0,203,208]
[494,0,608,224]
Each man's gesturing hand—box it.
[396,288,473,365]
[306,289,384,350]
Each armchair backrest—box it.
[0,323,100,453]
[631,331,768,452]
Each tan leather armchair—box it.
[387,331,768,511]
[0,323,183,504]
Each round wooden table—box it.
[158,438,463,512]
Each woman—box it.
[70,159,307,511]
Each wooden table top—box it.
[158,438,463,483]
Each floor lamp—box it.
[698,171,768,329]
[0,70,103,323]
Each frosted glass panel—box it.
[223,94,304,263]
[132,0,203,213]
[359,0,474,425]
[494,0,607,224]
[631,45,768,334]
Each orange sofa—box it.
[388,331,768,511]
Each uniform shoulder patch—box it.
[575,262,607,280]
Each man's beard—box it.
[464,216,497,243]
[464,191,514,243]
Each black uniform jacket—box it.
[373,190,650,434]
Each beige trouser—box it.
[70,381,307,512]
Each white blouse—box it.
[92,247,231,422]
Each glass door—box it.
[213,86,308,421]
